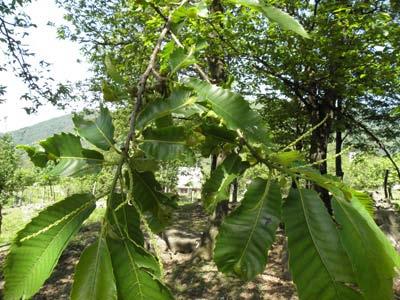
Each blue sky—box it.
[0,0,89,132]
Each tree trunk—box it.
[208,0,228,218]
[231,178,238,203]
[335,99,344,179]
[309,96,333,214]
[388,186,393,200]
[384,169,389,199]
[335,130,344,179]
[191,0,228,260]
[192,154,224,260]
[211,154,218,173]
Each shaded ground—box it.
[161,204,297,300]
[0,203,399,299]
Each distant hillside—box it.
[8,114,74,145]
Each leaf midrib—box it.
[123,241,144,300]
[87,239,103,299]
[138,96,194,128]
[59,156,103,162]
[335,200,376,275]
[133,171,160,211]
[236,179,271,267]
[298,189,341,297]
[143,139,186,145]
[9,201,92,297]
[94,120,115,149]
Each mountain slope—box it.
[8,114,74,145]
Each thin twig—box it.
[236,130,275,171]
[169,32,211,82]
[125,22,173,148]
[150,3,211,83]
[295,146,352,169]
[281,114,328,151]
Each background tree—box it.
[12,167,36,205]
[0,134,19,233]
[348,153,400,194]
[211,0,400,210]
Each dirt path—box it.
[162,204,297,300]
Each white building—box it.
[176,167,203,201]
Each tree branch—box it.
[344,112,400,180]
[150,3,211,83]
[310,0,320,31]
[120,0,190,153]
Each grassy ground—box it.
[0,203,105,245]
[0,208,33,244]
